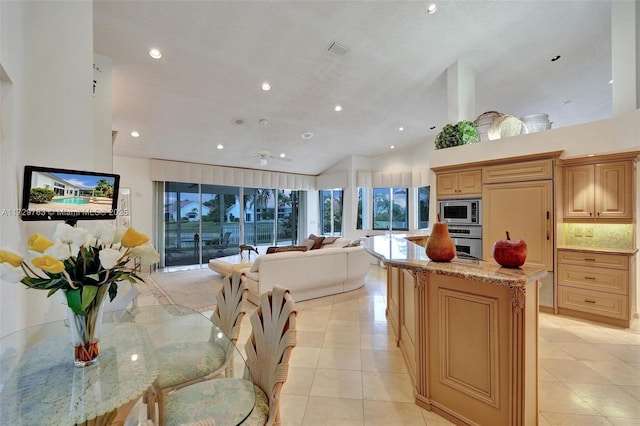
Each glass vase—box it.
[66,286,109,367]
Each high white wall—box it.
[113,156,154,239]
[0,1,104,338]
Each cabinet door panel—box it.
[595,162,632,219]
[437,173,460,197]
[458,170,482,195]
[483,181,553,270]
[563,165,594,219]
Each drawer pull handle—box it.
[584,299,596,304]
[584,258,596,261]
[584,276,596,280]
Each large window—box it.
[161,182,301,267]
[320,189,343,236]
[417,186,430,229]
[373,187,408,231]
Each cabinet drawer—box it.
[558,286,629,320]
[557,250,629,269]
[558,264,628,294]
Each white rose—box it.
[54,223,89,246]
[0,262,26,283]
[113,227,128,244]
[130,244,160,266]
[44,242,72,260]
[94,223,116,245]
[99,248,122,270]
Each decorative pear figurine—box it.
[426,213,456,262]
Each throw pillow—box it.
[274,245,308,253]
[321,236,339,246]
[301,238,315,250]
[307,234,325,249]
[343,239,362,248]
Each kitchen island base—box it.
[371,233,544,426]
[407,270,539,426]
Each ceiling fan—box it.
[254,119,292,166]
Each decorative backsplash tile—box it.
[563,223,634,249]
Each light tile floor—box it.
[145,265,640,426]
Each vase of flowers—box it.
[0,223,159,367]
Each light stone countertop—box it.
[364,234,547,287]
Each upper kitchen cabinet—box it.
[562,152,638,222]
[435,169,481,198]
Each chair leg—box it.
[144,388,157,423]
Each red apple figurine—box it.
[492,231,527,268]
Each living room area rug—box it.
[146,268,223,313]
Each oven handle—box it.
[456,252,483,261]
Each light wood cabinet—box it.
[563,160,634,221]
[483,180,553,270]
[436,169,481,198]
[557,249,636,327]
[483,158,554,184]
[385,266,417,382]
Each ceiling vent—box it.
[327,41,350,57]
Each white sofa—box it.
[238,240,371,304]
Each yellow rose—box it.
[0,249,23,267]
[121,227,149,248]
[32,255,65,274]
[28,233,54,253]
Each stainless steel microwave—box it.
[438,199,481,225]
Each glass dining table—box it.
[0,304,255,425]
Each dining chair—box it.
[162,285,297,426]
[147,271,248,424]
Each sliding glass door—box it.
[161,182,301,267]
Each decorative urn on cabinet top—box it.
[426,214,456,262]
[492,231,527,268]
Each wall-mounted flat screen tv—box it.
[21,165,120,223]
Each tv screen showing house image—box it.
[21,166,120,222]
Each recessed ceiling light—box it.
[334,105,342,112]
[609,79,614,85]
[390,145,395,149]
[398,127,404,132]
[587,154,595,157]
[217,144,224,150]
[280,153,286,158]
[427,3,437,14]
[149,48,162,59]
[261,82,271,91]
[130,131,140,138]
[551,55,561,62]
[302,132,314,139]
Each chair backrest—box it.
[221,231,231,245]
[209,271,248,345]
[244,286,296,425]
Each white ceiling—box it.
[94,0,613,176]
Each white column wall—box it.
[612,0,638,115]
[0,1,97,338]
[113,156,154,239]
